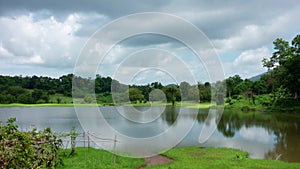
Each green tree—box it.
[225,75,243,97]
[165,86,179,106]
[32,89,49,103]
[179,81,191,100]
[128,88,144,103]
[213,81,226,105]
[150,82,163,89]
[188,86,199,101]
[149,89,166,102]
[252,80,267,95]
[262,35,300,98]
[17,92,35,104]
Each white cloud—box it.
[1,1,300,82]
[0,12,87,68]
[16,55,44,64]
[0,41,13,57]
[239,126,273,144]
[212,7,300,54]
[224,47,270,78]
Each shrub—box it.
[0,118,63,168]
[241,106,250,112]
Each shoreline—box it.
[0,102,213,108]
[0,102,299,112]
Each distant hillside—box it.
[165,84,178,87]
[249,72,268,82]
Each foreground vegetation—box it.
[226,94,300,112]
[59,147,300,169]
[0,118,62,168]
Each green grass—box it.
[0,103,105,107]
[180,101,212,109]
[49,94,76,104]
[119,101,213,109]
[59,147,145,169]
[59,147,300,169]
[0,100,213,108]
[153,147,300,169]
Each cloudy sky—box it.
[0,0,299,84]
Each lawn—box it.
[59,147,300,169]
[156,146,300,169]
[0,100,212,108]
[59,147,145,169]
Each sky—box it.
[0,0,299,85]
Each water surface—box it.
[0,106,299,162]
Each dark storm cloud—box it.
[0,0,170,18]
[0,0,300,79]
[1,0,299,40]
[165,0,300,39]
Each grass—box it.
[59,147,145,169]
[0,100,213,108]
[0,103,104,107]
[49,94,76,104]
[155,146,300,169]
[180,101,212,109]
[59,147,300,169]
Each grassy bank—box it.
[226,94,300,112]
[0,101,213,108]
[59,147,144,169]
[0,103,103,107]
[158,147,300,169]
[59,147,300,169]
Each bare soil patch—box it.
[138,155,173,169]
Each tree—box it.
[225,75,243,97]
[252,80,267,95]
[213,81,226,105]
[150,82,163,89]
[149,89,166,102]
[179,81,191,100]
[17,92,35,104]
[0,94,16,104]
[58,74,73,96]
[188,86,199,101]
[165,86,179,106]
[7,86,27,97]
[262,35,300,97]
[128,88,144,103]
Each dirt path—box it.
[138,155,173,169]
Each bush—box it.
[84,95,93,103]
[0,118,63,168]
[241,106,250,112]
[226,97,235,105]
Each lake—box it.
[0,106,299,162]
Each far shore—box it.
[0,101,299,112]
[0,101,213,108]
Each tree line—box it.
[0,73,212,104]
[225,34,300,107]
[0,35,299,105]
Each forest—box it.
[0,35,299,108]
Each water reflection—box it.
[161,106,178,126]
[265,120,300,162]
[197,110,300,162]
[0,107,299,162]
